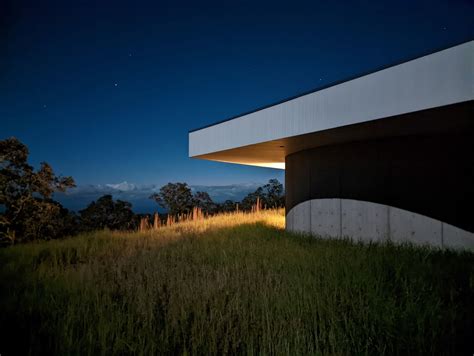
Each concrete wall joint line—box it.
[387,205,391,242]
[441,222,444,248]
[309,158,312,234]
[339,198,342,238]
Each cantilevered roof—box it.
[189,40,474,169]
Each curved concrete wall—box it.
[285,132,474,233]
[286,199,474,250]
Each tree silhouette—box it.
[241,179,284,210]
[193,191,217,214]
[79,195,135,231]
[0,137,76,244]
[149,182,194,215]
[262,178,284,208]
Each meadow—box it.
[0,209,472,355]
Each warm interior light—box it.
[206,158,286,170]
[251,162,285,169]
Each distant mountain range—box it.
[54,181,266,213]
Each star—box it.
[43,104,47,108]
[114,83,118,87]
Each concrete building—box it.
[189,40,474,250]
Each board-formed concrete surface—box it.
[341,199,388,242]
[286,199,474,250]
[311,199,340,237]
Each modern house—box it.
[189,40,474,250]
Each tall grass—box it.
[0,209,472,355]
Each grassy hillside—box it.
[1,209,472,355]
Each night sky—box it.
[1,0,472,212]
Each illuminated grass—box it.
[0,209,472,355]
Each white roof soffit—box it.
[189,40,474,169]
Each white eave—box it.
[189,40,474,169]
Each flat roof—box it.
[189,40,473,169]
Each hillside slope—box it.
[1,210,472,355]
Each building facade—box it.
[189,41,474,249]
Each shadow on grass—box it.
[1,223,473,355]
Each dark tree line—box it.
[1,137,284,245]
[149,180,284,216]
[79,195,136,231]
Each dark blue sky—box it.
[1,0,472,210]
